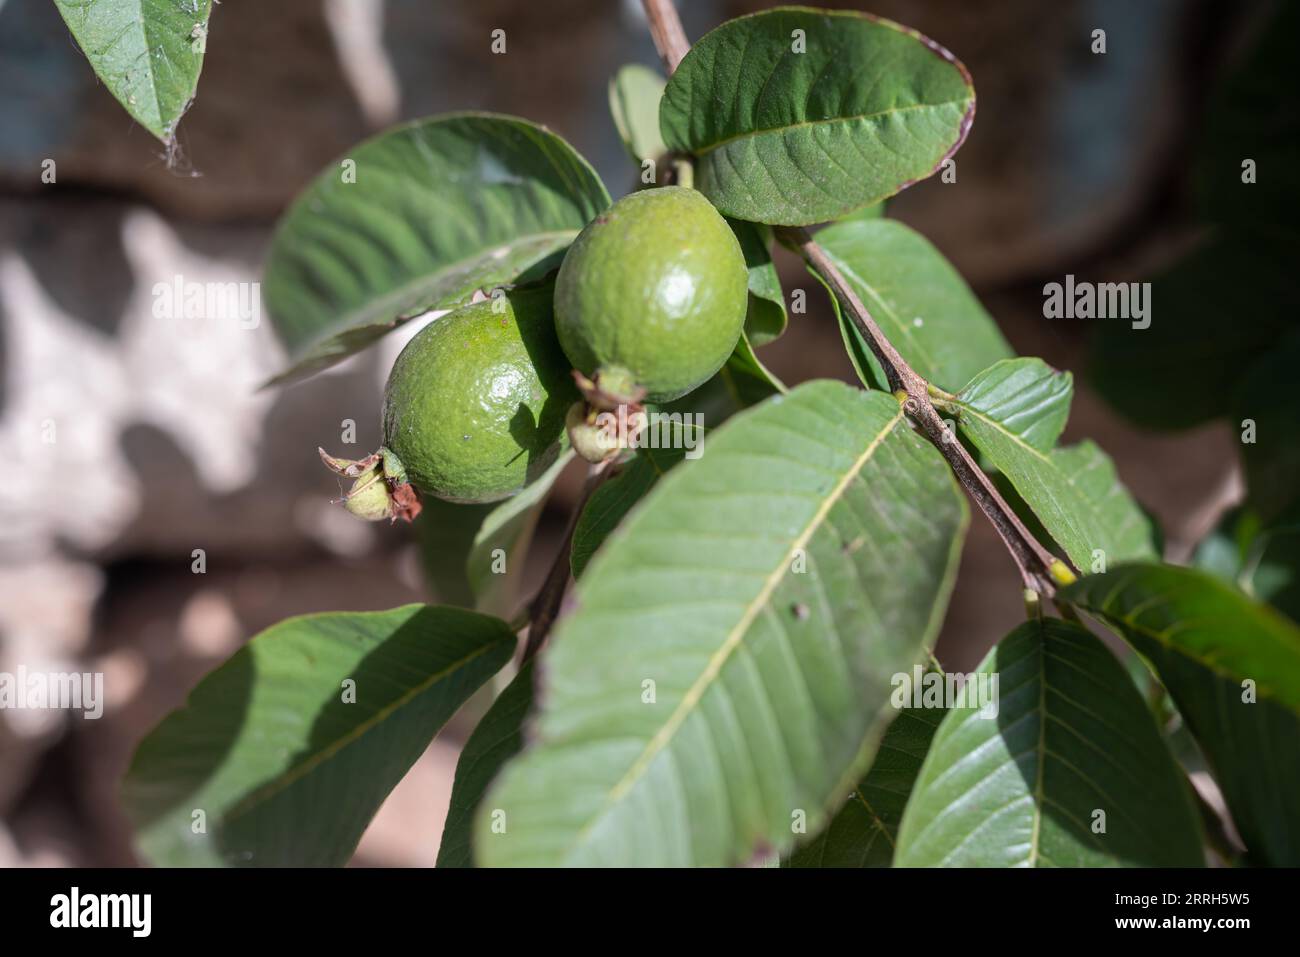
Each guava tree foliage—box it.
[85,2,1298,867]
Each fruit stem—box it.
[520,458,617,661]
[638,0,1064,597]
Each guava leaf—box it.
[570,441,691,581]
[54,0,211,145]
[437,662,535,868]
[1063,564,1300,865]
[816,218,1013,392]
[785,703,943,867]
[951,358,1073,452]
[1234,334,1300,521]
[122,605,515,866]
[263,113,609,385]
[467,452,573,617]
[570,354,785,584]
[608,64,668,164]
[894,618,1204,867]
[416,500,495,608]
[835,202,886,224]
[475,381,968,866]
[729,219,787,345]
[660,8,975,226]
[950,359,1156,571]
[722,333,787,406]
[1088,230,1300,430]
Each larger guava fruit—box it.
[322,284,577,516]
[553,186,748,403]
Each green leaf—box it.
[416,500,494,608]
[475,381,969,866]
[122,605,514,866]
[950,359,1156,571]
[263,113,609,385]
[894,618,1204,867]
[660,8,975,226]
[950,358,1072,452]
[437,662,535,868]
[1234,520,1300,624]
[1063,563,1300,865]
[571,444,691,581]
[1088,230,1300,430]
[816,219,1013,392]
[467,452,573,616]
[729,219,788,345]
[835,202,886,224]
[785,703,943,867]
[1234,335,1300,521]
[721,333,787,406]
[608,64,668,164]
[55,0,212,145]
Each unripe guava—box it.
[554,186,748,403]
[380,285,577,504]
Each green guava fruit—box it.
[553,186,748,403]
[380,285,577,505]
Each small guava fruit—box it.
[554,186,748,403]
[379,285,577,505]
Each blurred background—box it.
[0,0,1267,865]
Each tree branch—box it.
[642,0,690,71]
[639,0,1064,595]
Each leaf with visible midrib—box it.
[475,381,968,866]
[816,219,1013,393]
[1063,564,1300,865]
[894,618,1204,867]
[949,358,1156,570]
[262,113,609,385]
[785,704,943,867]
[55,0,212,144]
[122,605,514,866]
[660,8,975,226]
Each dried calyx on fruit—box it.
[565,399,647,465]
[319,448,422,523]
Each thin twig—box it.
[642,0,691,70]
[639,0,1063,595]
[521,459,615,661]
